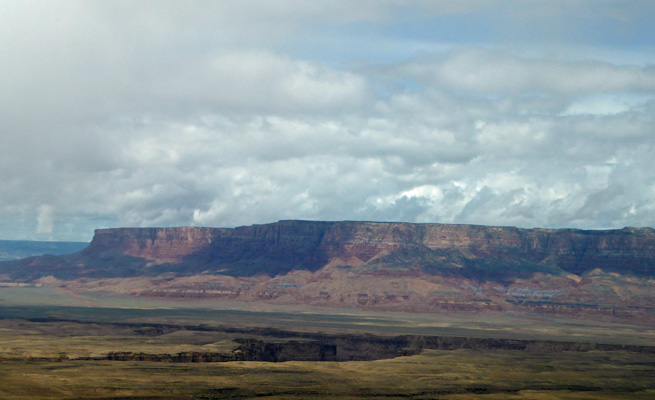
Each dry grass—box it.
[0,320,239,359]
[0,319,653,399]
[1,346,654,398]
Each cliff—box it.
[3,220,655,281]
[2,220,655,320]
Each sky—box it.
[1,0,655,241]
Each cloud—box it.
[36,205,54,235]
[400,49,655,94]
[189,50,368,113]
[1,1,654,241]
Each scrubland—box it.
[1,349,654,399]
[0,319,654,399]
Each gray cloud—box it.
[35,205,54,236]
[400,49,655,94]
[1,1,654,240]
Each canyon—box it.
[1,318,653,399]
[1,220,654,321]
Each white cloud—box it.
[401,49,655,94]
[1,1,655,240]
[562,94,654,116]
[36,205,54,235]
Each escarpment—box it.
[86,227,223,262]
[2,220,655,281]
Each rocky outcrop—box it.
[99,335,655,364]
[104,350,245,362]
[87,227,222,263]
[75,329,655,363]
[2,220,655,281]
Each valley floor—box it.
[1,287,654,399]
[0,318,654,399]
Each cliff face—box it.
[2,220,655,320]
[87,227,224,262]
[2,220,655,282]
[79,221,655,278]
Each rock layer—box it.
[3,220,655,281]
[2,220,655,320]
[80,220,655,278]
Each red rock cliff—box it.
[80,221,655,278]
[88,227,225,262]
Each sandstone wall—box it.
[83,221,655,276]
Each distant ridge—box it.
[0,240,89,262]
[0,220,653,320]
[3,220,654,280]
